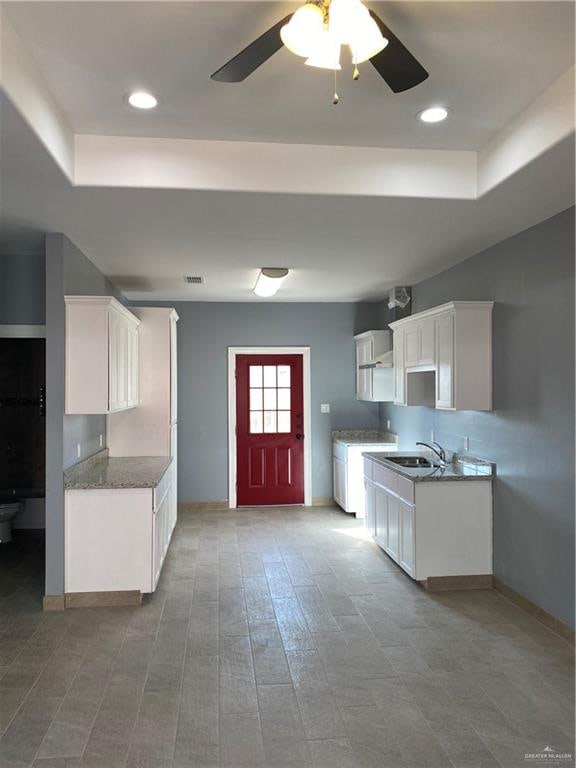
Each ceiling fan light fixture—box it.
[253,268,290,297]
[280,3,324,58]
[305,30,342,70]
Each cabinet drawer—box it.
[363,458,373,481]
[153,464,173,511]
[373,464,397,495]
[333,442,347,462]
[396,475,414,505]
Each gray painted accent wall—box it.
[45,233,124,595]
[381,207,575,627]
[137,301,383,503]
[0,253,46,324]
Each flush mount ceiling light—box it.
[211,0,429,101]
[127,91,158,110]
[253,268,289,297]
[418,106,448,123]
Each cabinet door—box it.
[374,487,388,550]
[419,320,436,365]
[364,481,376,537]
[399,501,415,576]
[393,329,406,405]
[109,311,123,411]
[170,316,177,423]
[128,327,139,407]
[386,495,400,563]
[356,338,373,401]
[333,456,347,510]
[404,326,419,366]
[435,313,454,409]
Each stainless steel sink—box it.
[386,456,437,468]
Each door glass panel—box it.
[277,411,291,433]
[277,388,290,410]
[250,366,263,387]
[250,411,263,433]
[250,388,263,410]
[263,366,277,387]
[249,363,292,434]
[277,365,290,387]
[263,388,276,409]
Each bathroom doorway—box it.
[0,337,46,599]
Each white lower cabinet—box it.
[65,464,176,595]
[364,457,492,583]
[333,440,397,517]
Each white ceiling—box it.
[4,1,574,150]
[1,92,573,301]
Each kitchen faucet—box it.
[415,441,447,465]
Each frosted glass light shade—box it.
[349,16,388,64]
[305,30,342,70]
[253,268,289,297]
[280,4,325,58]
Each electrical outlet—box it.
[464,436,470,451]
[77,443,81,459]
[99,434,103,448]
[320,403,330,414]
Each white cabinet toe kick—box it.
[363,455,493,589]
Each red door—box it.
[236,354,305,506]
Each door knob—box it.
[295,433,304,440]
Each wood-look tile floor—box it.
[0,508,574,768]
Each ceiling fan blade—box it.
[368,11,429,93]
[211,14,293,82]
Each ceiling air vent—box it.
[184,275,204,284]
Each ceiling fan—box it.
[210,0,428,96]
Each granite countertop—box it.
[332,430,398,446]
[362,451,495,482]
[64,450,172,490]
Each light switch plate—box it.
[99,434,103,448]
[77,443,81,458]
[320,403,330,414]
[464,436,470,451]
[431,430,435,443]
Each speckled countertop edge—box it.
[362,451,495,482]
[64,450,173,490]
[332,430,398,446]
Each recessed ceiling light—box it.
[127,91,158,110]
[418,106,448,123]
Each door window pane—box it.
[263,411,277,432]
[263,366,277,387]
[263,388,277,409]
[250,388,263,410]
[250,411,263,433]
[277,365,290,387]
[247,363,293,435]
[250,366,263,387]
[277,411,291,433]
[277,388,290,410]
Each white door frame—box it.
[228,346,312,508]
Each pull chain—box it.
[353,64,360,81]
[332,69,339,105]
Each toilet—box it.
[0,502,21,544]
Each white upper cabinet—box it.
[354,330,394,402]
[65,296,140,415]
[108,307,178,458]
[390,301,493,411]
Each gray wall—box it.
[381,207,575,627]
[45,233,124,595]
[0,253,46,324]
[142,301,383,503]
